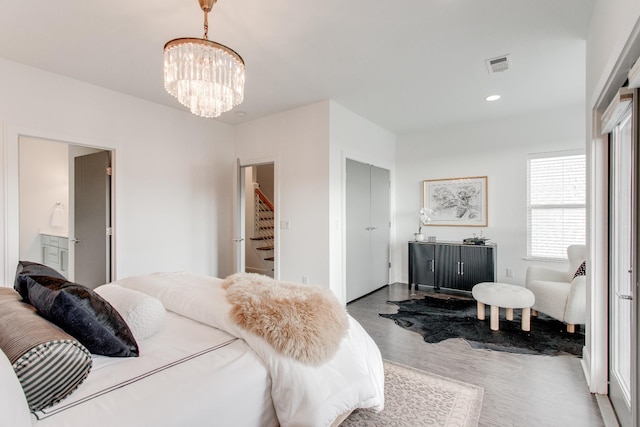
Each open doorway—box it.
[18,136,113,288]
[236,162,276,278]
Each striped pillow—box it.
[0,288,92,411]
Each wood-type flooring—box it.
[346,283,605,427]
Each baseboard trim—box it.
[595,394,620,427]
[581,349,619,426]
[581,346,591,387]
[346,284,390,304]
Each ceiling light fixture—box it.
[163,0,245,118]
[485,95,501,102]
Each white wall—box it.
[234,101,331,286]
[586,0,640,104]
[0,58,236,285]
[395,105,585,286]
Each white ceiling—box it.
[0,0,595,135]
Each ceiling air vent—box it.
[485,55,511,74]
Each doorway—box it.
[235,161,276,278]
[18,137,113,288]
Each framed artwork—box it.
[422,176,487,226]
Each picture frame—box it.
[422,176,488,226]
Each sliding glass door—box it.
[608,89,637,427]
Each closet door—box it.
[346,159,372,302]
[369,164,390,293]
[346,159,390,302]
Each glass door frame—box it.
[608,90,638,427]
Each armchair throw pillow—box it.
[573,261,586,279]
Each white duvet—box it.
[113,272,385,427]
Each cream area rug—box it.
[343,360,483,427]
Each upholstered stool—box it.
[471,282,535,331]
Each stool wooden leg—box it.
[477,301,485,320]
[567,324,575,333]
[506,308,514,321]
[532,309,538,317]
[490,305,499,331]
[521,307,531,331]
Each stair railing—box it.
[254,188,274,252]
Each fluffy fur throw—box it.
[222,273,349,365]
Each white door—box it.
[346,159,390,302]
[370,164,391,294]
[346,159,372,301]
[608,91,637,427]
[234,159,246,274]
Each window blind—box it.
[527,152,586,260]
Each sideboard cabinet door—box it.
[459,245,495,290]
[408,242,435,288]
[435,244,460,289]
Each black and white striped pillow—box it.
[0,288,92,412]
[13,340,91,411]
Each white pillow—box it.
[0,350,31,427]
[95,284,166,341]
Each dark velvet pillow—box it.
[14,260,66,300]
[16,274,139,357]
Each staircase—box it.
[249,188,274,275]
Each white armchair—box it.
[525,245,587,333]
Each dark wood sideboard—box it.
[408,241,497,292]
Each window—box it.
[527,151,586,260]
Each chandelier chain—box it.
[203,10,209,40]
[201,0,215,39]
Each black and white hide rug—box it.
[380,293,584,356]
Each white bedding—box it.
[114,272,385,427]
[32,311,278,427]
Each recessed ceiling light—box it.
[485,95,501,102]
[235,110,247,117]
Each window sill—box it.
[523,257,568,263]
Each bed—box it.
[1,270,385,427]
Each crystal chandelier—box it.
[164,0,245,118]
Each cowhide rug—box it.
[380,293,584,356]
